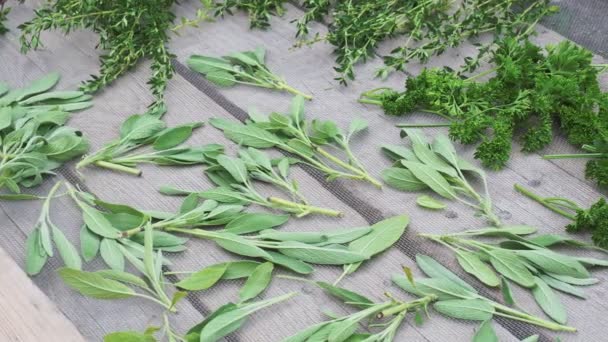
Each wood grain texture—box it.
[0,246,84,342]
[0,0,607,341]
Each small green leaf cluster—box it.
[0,73,90,194]
[161,147,343,217]
[0,3,9,35]
[211,96,381,187]
[515,184,608,249]
[288,254,569,341]
[422,226,608,325]
[381,129,500,226]
[363,38,608,170]
[77,107,223,176]
[19,0,179,109]
[188,47,312,99]
[214,0,286,29]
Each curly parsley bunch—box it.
[19,0,178,110]
[362,38,608,170]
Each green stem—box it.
[513,184,577,220]
[278,83,313,100]
[492,302,576,332]
[94,160,142,176]
[267,196,342,217]
[358,98,383,106]
[316,147,382,188]
[544,153,603,160]
[395,123,452,128]
[464,66,499,82]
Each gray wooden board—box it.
[0,0,607,341]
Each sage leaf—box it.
[401,161,457,199]
[104,331,155,342]
[382,167,428,191]
[473,320,498,342]
[517,250,589,278]
[539,274,586,299]
[212,232,273,260]
[531,277,567,324]
[488,249,535,288]
[52,224,82,270]
[521,335,540,342]
[223,213,289,235]
[316,282,373,307]
[433,299,495,321]
[58,268,135,299]
[416,195,446,210]
[263,251,314,274]
[456,251,499,287]
[343,215,409,273]
[153,123,202,150]
[414,278,477,300]
[222,261,263,279]
[176,263,228,291]
[95,270,149,289]
[80,225,100,262]
[278,241,368,265]
[25,229,48,275]
[210,118,280,148]
[416,254,477,293]
[239,262,274,302]
[283,321,330,342]
[80,203,120,238]
[217,155,249,184]
[500,277,516,306]
[199,292,297,342]
[100,238,125,271]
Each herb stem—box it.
[94,160,142,176]
[491,302,576,332]
[267,196,342,217]
[395,123,452,128]
[514,184,577,220]
[316,146,382,188]
[543,153,603,159]
[278,83,313,100]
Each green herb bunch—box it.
[188,47,312,99]
[421,225,608,324]
[76,107,223,176]
[211,96,382,187]
[0,73,90,195]
[161,147,343,217]
[28,181,407,278]
[286,254,574,342]
[515,184,608,249]
[214,0,286,29]
[19,0,179,109]
[298,0,554,83]
[544,133,608,187]
[382,129,500,226]
[0,0,10,35]
[58,217,297,342]
[361,38,608,170]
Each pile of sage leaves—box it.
[0,72,90,196]
[211,96,382,188]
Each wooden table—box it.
[1,0,607,341]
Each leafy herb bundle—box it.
[362,38,608,170]
[421,226,608,324]
[286,254,574,342]
[28,181,407,277]
[544,133,608,187]
[59,219,297,342]
[188,47,312,99]
[515,184,608,249]
[211,96,381,187]
[76,107,223,176]
[161,148,342,217]
[382,129,500,226]
[0,0,10,35]
[19,0,179,109]
[0,73,90,195]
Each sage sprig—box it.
[211,96,382,187]
[382,129,499,225]
[421,226,608,324]
[161,148,342,217]
[0,73,90,194]
[284,255,571,342]
[188,47,312,99]
[77,107,223,176]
